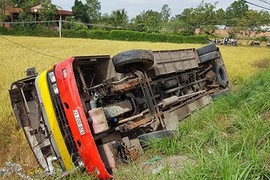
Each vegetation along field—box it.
[1,36,270,179]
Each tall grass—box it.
[141,67,270,179]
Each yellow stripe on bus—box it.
[38,70,74,170]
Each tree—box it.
[235,10,270,38]
[132,10,162,32]
[99,9,128,28]
[174,2,218,35]
[193,2,218,26]
[72,0,101,23]
[72,0,89,23]
[226,0,248,26]
[110,9,128,27]
[174,8,193,23]
[99,13,110,24]
[0,0,12,25]
[86,0,101,23]
[223,1,270,41]
[12,0,48,8]
[10,0,27,8]
[99,9,129,28]
[215,8,226,25]
[160,4,171,22]
[17,11,35,28]
[161,19,195,35]
[39,1,57,22]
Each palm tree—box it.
[111,9,128,27]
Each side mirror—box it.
[26,67,37,76]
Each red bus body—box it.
[55,57,112,179]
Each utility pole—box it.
[59,14,62,38]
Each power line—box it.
[0,20,59,24]
[61,20,129,30]
[244,0,270,11]
[0,20,129,30]
[258,0,270,6]
[0,36,63,60]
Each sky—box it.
[51,0,265,19]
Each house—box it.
[30,4,73,30]
[1,3,73,29]
[1,6,23,28]
[30,4,73,21]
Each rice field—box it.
[1,35,270,174]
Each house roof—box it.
[4,6,23,15]
[57,10,73,16]
[30,3,73,16]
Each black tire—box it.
[138,130,175,149]
[199,51,219,64]
[112,50,154,73]
[214,63,228,87]
[196,43,217,56]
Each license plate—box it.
[73,110,86,135]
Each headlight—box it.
[62,69,67,78]
[52,83,59,95]
[48,71,56,83]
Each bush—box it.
[0,26,208,44]
[104,30,207,44]
[0,25,58,37]
[0,27,14,35]
[62,29,90,38]
[256,36,268,42]
[89,30,111,39]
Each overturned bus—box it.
[9,44,229,179]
